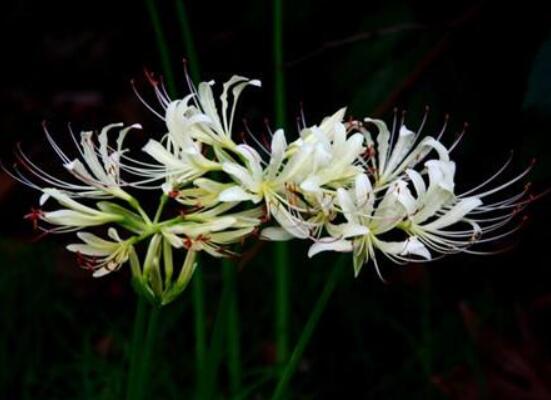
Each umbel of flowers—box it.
[5,74,534,306]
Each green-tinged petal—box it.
[308,239,352,258]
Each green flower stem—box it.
[153,194,168,223]
[127,197,152,225]
[175,0,200,82]
[126,296,147,400]
[135,304,161,400]
[273,0,290,377]
[144,0,177,96]
[271,258,345,400]
[223,260,242,396]
[192,265,208,398]
[143,0,209,397]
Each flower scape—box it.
[4,72,537,306]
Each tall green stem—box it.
[192,266,208,398]
[272,0,290,377]
[144,0,177,96]
[136,305,161,400]
[223,260,242,396]
[272,259,344,400]
[173,2,209,397]
[126,296,147,400]
[126,299,161,400]
[175,0,201,82]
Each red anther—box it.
[444,113,450,120]
[143,68,159,86]
[260,210,270,224]
[463,121,469,129]
[24,207,44,230]
[260,133,271,150]
[530,157,537,166]
[76,251,99,270]
[179,203,204,217]
[362,145,376,159]
[424,105,430,112]
[183,237,192,249]
[525,182,532,191]
[168,190,179,199]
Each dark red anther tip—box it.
[530,157,537,165]
[424,105,430,112]
[463,121,469,128]
[444,113,450,120]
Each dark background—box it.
[1,0,550,399]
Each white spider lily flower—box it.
[135,72,261,149]
[359,116,452,187]
[169,177,235,208]
[219,109,367,239]
[218,130,316,239]
[162,216,241,257]
[67,228,134,277]
[398,156,534,256]
[141,136,219,189]
[6,122,143,203]
[193,75,262,148]
[282,108,364,191]
[297,118,365,194]
[134,75,261,189]
[39,188,123,232]
[308,174,431,277]
[162,203,263,257]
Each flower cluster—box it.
[4,73,535,305]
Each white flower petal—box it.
[308,239,352,258]
[219,186,258,202]
[423,197,482,231]
[260,227,294,241]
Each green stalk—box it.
[172,2,209,398]
[135,305,161,400]
[273,0,290,377]
[204,276,232,399]
[126,298,160,400]
[223,260,242,396]
[175,4,242,397]
[175,0,201,82]
[271,258,345,400]
[192,266,208,398]
[144,0,177,96]
[126,296,147,400]
[145,1,209,396]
